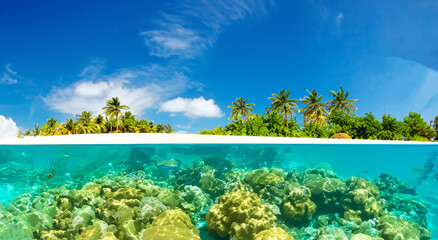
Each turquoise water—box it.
[1,143,437,239]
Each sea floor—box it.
[0,143,437,239]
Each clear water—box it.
[1,143,437,239]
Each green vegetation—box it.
[199,87,438,141]
[19,97,174,137]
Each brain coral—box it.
[376,214,431,240]
[305,177,346,206]
[244,169,284,192]
[181,185,210,215]
[254,227,295,240]
[350,233,383,240]
[199,175,226,197]
[342,177,385,222]
[205,186,276,240]
[141,209,200,240]
[136,197,167,224]
[282,186,316,221]
[316,226,347,240]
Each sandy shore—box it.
[0,133,437,145]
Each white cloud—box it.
[142,0,271,58]
[74,81,110,98]
[159,96,224,118]
[43,63,199,116]
[0,64,18,85]
[0,115,19,138]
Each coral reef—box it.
[0,146,433,240]
[282,186,316,221]
[244,169,284,192]
[206,185,276,240]
[376,214,431,240]
[254,227,295,240]
[374,174,427,227]
[199,174,225,197]
[181,185,211,217]
[305,176,346,207]
[141,209,201,240]
[342,177,385,222]
[350,233,383,240]
[136,197,167,224]
[316,226,348,240]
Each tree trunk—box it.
[116,113,119,133]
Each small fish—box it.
[47,173,54,179]
[412,168,421,173]
[232,162,235,166]
[62,154,70,158]
[363,170,368,174]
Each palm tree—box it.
[102,97,130,132]
[121,111,135,121]
[32,124,41,136]
[94,114,106,133]
[327,86,359,115]
[228,97,255,121]
[266,89,299,126]
[300,89,329,125]
[63,119,78,135]
[42,117,61,136]
[95,114,105,125]
[75,111,93,124]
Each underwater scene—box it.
[0,143,438,240]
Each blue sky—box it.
[1,0,438,136]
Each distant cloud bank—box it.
[43,63,198,116]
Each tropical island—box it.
[18,97,174,137]
[19,87,438,141]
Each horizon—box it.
[1,0,438,136]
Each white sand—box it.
[0,133,437,145]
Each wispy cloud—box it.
[0,64,18,85]
[332,12,344,36]
[159,96,224,118]
[43,62,200,116]
[141,0,272,58]
[335,12,344,28]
